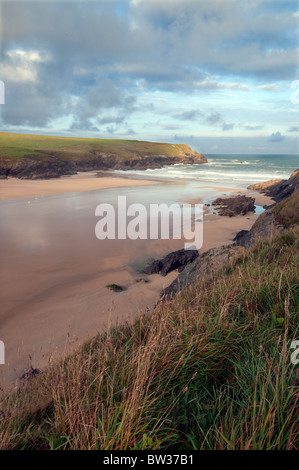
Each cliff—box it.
[248,168,299,203]
[0,132,207,179]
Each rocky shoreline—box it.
[0,150,207,180]
[248,169,299,203]
[212,194,255,217]
[143,169,299,299]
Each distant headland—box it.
[0,132,207,180]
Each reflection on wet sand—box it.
[0,178,273,389]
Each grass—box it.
[0,224,298,450]
[0,132,194,161]
[274,189,299,228]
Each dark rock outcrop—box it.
[0,150,207,180]
[144,249,199,277]
[162,199,286,299]
[248,169,299,203]
[233,229,249,242]
[106,284,124,292]
[20,367,42,381]
[212,195,255,217]
[233,206,283,248]
[160,175,298,301]
[162,245,242,298]
[0,155,76,180]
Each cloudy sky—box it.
[0,0,298,154]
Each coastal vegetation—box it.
[0,132,207,179]
[0,132,200,160]
[0,190,298,450]
[273,189,299,227]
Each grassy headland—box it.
[0,132,199,160]
[0,132,207,179]
[0,191,298,450]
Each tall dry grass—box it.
[0,227,298,450]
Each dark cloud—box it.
[242,124,264,131]
[222,122,235,131]
[174,109,202,121]
[1,78,69,127]
[131,0,298,80]
[287,126,299,132]
[269,131,285,142]
[70,79,137,130]
[0,0,297,133]
[206,112,221,125]
[127,128,136,135]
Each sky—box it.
[0,0,298,154]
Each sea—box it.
[114,154,299,189]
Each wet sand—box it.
[0,171,158,200]
[185,187,275,208]
[0,175,274,390]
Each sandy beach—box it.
[0,171,158,200]
[0,173,275,390]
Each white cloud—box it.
[1,49,51,83]
[195,77,251,91]
[0,0,297,154]
[257,84,280,91]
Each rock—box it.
[248,178,283,193]
[212,195,255,216]
[162,245,242,298]
[162,189,296,300]
[1,155,76,180]
[233,206,283,248]
[144,249,199,277]
[248,169,299,203]
[0,150,207,180]
[233,230,249,241]
[106,284,124,292]
[20,367,42,381]
[144,259,163,275]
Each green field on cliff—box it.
[0,132,193,160]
